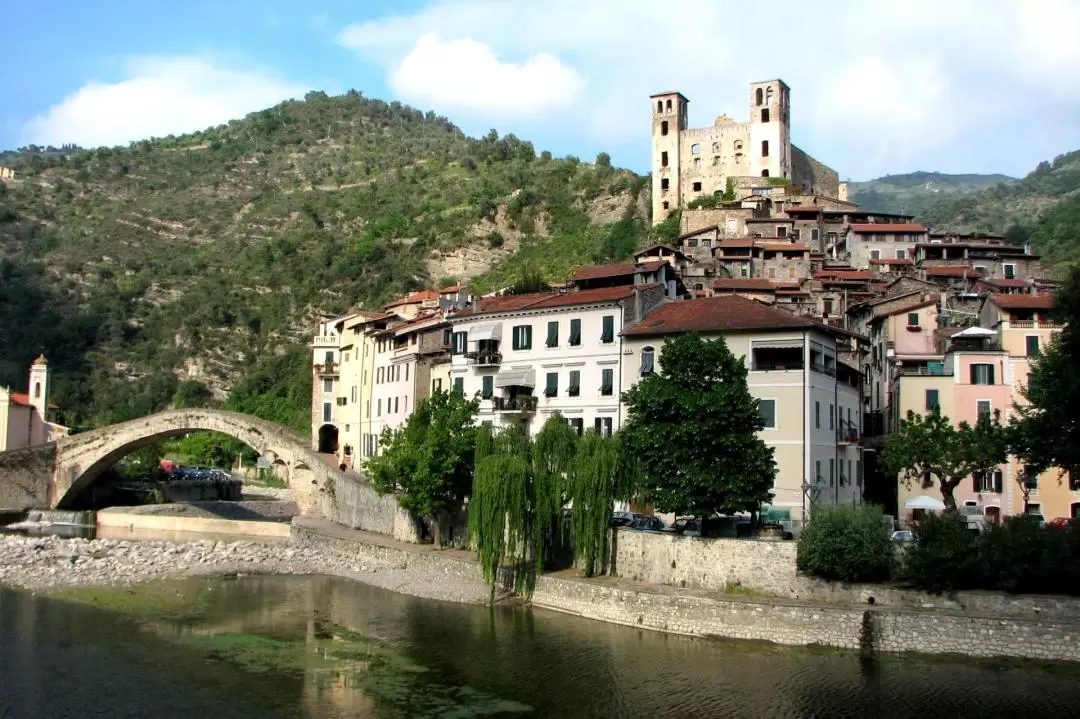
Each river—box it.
[1,574,1078,718]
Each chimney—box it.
[633,287,644,322]
[472,295,481,313]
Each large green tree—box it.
[880,408,1008,513]
[1011,269,1080,486]
[365,390,479,546]
[621,333,776,520]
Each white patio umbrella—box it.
[904,495,946,511]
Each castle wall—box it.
[791,146,840,198]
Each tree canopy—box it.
[621,333,776,518]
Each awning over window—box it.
[469,323,502,341]
[495,368,535,388]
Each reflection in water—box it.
[2,575,1079,718]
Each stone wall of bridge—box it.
[0,443,55,508]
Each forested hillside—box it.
[0,91,652,430]
[849,171,1015,218]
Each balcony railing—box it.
[837,426,860,444]
[492,396,537,412]
[897,365,951,377]
[1009,319,1062,329]
[312,335,338,347]
[465,351,502,367]
[1010,320,1035,328]
[313,362,339,376]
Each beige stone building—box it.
[0,356,68,451]
[651,80,840,224]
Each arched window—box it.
[690,143,701,154]
[640,346,655,376]
[762,169,770,177]
[657,100,663,113]
[755,88,763,106]
[766,87,774,104]
[761,140,769,157]
[661,151,669,167]
[761,108,770,123]
[734,140,743,151]
[665,98,672,111]
[661,120,669,136]
[34,382,41,399]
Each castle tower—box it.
[650,91,688,225]
[748,80,791,182]
[28,355,50,421]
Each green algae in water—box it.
[45,577,220,622]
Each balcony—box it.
[313,361,339,376]
[838,426,860,444]
[465,351,502,367]
[1010,320,1036,329]
[897,364,950,377]
[312,334,338,347]
[492,396,537,413]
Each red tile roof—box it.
[745,218,793,224]
[572,260,665,281]
[868,258,914,266]
[814,270,873,281]
[978,278,1027,288]
[716,239,755,249]
[384,289,440,308]
[992,294,1057,310]
[849,223,927,233]
[786,205,822,213]
[713,278,777,291]
[455,285,654,317]
[439,285,461,294]
[923,266,983,278]
[8,393,58,410]
[622,295,816,336]
[677,226,719,240]
[758,243,809,252]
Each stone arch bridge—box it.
[0,409,417,541]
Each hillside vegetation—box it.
[0,91,652,430]
[849,171,1015,217]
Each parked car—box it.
[629,515,667,532]
[891,530,914,543]
[611,511,639,528]
[672,517,702,536]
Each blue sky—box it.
[4,0,1080,180]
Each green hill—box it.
[0,90,652,429]
[849,171,1016,217]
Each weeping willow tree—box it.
[569,432,640,577]
[530,416,579,572]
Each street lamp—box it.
[1016,466,1037,514]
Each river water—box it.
[1,574,1078,718]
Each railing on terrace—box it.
[837,424,860,444]
[465,351,502,367]
[492,396,537,412]
[312,335,338,346]
[897,365,951,376]
[1010,320,1036,328]
[313,362,339,375]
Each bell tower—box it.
[748,80,791,182]
[650,91,688,225]
[28,355,50,421]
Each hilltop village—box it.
[311,79,1067,530]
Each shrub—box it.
[901,513,981,593]
[977,515,1068,594]
[797,505,893,583]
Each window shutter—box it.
[568,370,580,396]
[640,348,654,376]
[569,319,581,346]
[601,315,614,343]
[523,325,532,350]
[482,375,493,399]
[545,372,558,397]
[594,417,603,433]
[453,377,464,395]
[546,321,559,347]
[601,368,613,395]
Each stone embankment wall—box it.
[613,529,1080,620]
[292,519,1080,662]
[316,471,419,543]
[0,443,54,508]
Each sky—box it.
[4,0,1080,181]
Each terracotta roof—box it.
[622,295,816,336]
[786,205,821,213]
[814,270,873,281]
[758,243,809,252]
[923,266,983,278]
[715,239,755,249]
[572,260,665,281]
[977,278,1027,288]
[713,278,777,291]
[8,393,59,410]
[868,258,914,266]
[454,285,654,317]
[849,223,927,233]
[745,218,793,224]
[383,289,440,309]
[992,294,1057,310]
[439,285,461,294]
[677,226,719,240]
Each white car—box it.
[891,530,914,542]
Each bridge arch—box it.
[51,409,328,513]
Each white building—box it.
[448,285,667,436]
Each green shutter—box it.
[545,372,558,397]
[567,370,580,396]
[453,377,464,395]
[546,320,559,347]
[569,319,581,346]
[524,325,532,349]
[601,315,614,343]
[601,368,613,395]
[482,375,493,399]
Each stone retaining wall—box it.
[0,443,54,508]
[317,472,419,543]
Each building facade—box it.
[0,356,67,451]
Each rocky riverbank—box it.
[0,534,491,604]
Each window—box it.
[394,397,399,413]
[657,100,663,113]
[568,418,584,436]
[600,417,613,437]
[734,140,743,151]
[366,400,371,417]
[756,87,763,105]
[432,378,442,393]
[925,389,939,411]
[376,367,382,383]
[600,369,614,396]
[970,363,995,385]
[823,299,834,315]
[1004,264,1016,280]
[324,351,334,363]
[895,249,907,260]
[690,143,700,154]
[545,372,558,398]
[443,328,453,346]
[829,404,835,431]
[977,400,992,422]
[640,346,655,376]
[453,377,464,395]
[908,312,919,326]
[660,178,669,190]
[761,170,770,178]
[662,201,669,210]
[546,320,559,348]
[829,459,835,486]
[869,250,880,260]
[761,140,769,157]
[482,375,493,399]
[811,228,820,242]
[792,229,801,240]
[1026,336,1040,356]
[452,331,467,354]
[751,345,803,371]
[661,151,669,167]
[1026,502,1042,515]
[569,319,582,346]
[665,98,671,111]
[777,226,787,238]
[660,120,668,136]
[758,399,777,429]
[816,460,822,483]
[815,401,821,429]
[761,108,770,122]
[568,370,581,397]
[692,181,702,192]
[405,363,409,382]
[601,315,615,343]
[322,403,332,423]
[512,324,533,350]
[351,386,357,403]
[323,378,334,393]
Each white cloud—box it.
[338,0,1080,177]
[21,56,309,148]
[389,33,583,117]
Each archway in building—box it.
[317,424,339,454]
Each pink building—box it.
[0,356,68,451]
